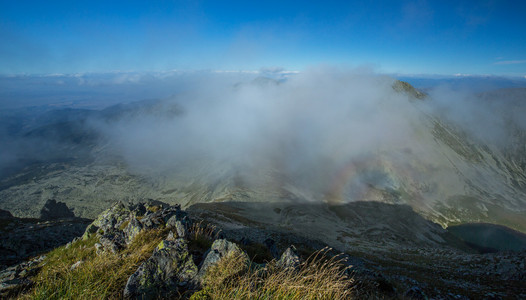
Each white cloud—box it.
[454,73,472,77]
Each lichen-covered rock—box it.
[128,203,147,217]
[166,217,187,238]
[139,210,165,230]
[198,239,249,279]
[124,216,143,244]
[92,201,129,232]
[124,238,198,299]
[81,201,191,255]
[99,233,126,254]
[165,231,176,241]
[39,199,75,220]
[144,200,168,212]
[278,246,301,269]
[140,204,185,231]
[82,223,99,240]
[84,202,188,245]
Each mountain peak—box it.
[392,80,426,99]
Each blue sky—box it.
[1,0,525,75]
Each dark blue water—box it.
[448,223,526,253]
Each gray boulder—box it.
[82,202,135,241]
[198,239,249,279]
[99,233,126,254]
[140,211,165,230]
[91,201,130,233]
[140,205,185,230]
[166,216,187,239]
[124,238,198,299]
[124,216,143,244]
[277,246,301,269]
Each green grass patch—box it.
[20,228,170,300]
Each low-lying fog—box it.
[1,67,525,205]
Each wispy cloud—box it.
[494,60,526,65]
[454,73,473,77]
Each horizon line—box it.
[1,69,525,79]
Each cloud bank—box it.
[1,67,525,207]
[93,67,432,201]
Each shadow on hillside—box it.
[0,212,91,270]
[187,200,476,253]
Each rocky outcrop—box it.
[76,202,254,299]
[3,197,354,300]
[77,203,252,299]
[80,200,195,253]
[392,80,426,99]
[277,246,301,269]
[99,233,126,254]
[39,199,75,220]
[140,205,188,231]
[90,201,130,234]
[76,201,201,298]
[198,239,249,279]
[122,235,256,299]
[12,200,526,299]
[166,215,187,238]
[123,238,198,299]
[123,216,143,244]
[2,200,417,299]
[0,209,13,219]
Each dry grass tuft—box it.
[194,247,354,300]
[187,221,221,257]
[188,221,221,241]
